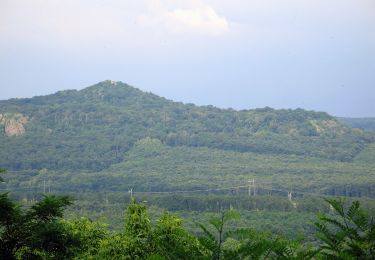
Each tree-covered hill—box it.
[0,80,374,171]
[7,139,374,197]
[338,117,375,131]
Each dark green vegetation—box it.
[0,187,76,258]
[1,186,374,259]
[1,80,375,254]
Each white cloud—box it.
[0,0,372,58]
[138,0,229,36]
[0,0,137,48]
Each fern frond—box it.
[325,198,345,217]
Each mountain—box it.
[338,117,375,131]
[0,80,374,172]
[2,80,375,237]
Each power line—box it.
[131,185,249,194]
[1,182,373,200]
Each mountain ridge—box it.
[338,117,375,131]
[0,80,374,171]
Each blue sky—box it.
[0,0,374,117]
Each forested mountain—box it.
[338,117,375,131]
[0,80,374,171]
[1,80,375,245]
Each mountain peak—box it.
[87,80,129,89]
[108,80,119,85]
[100,80,121,86]
[81,80,142,95]
[0,80,373,172]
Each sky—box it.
[0,0,374,117]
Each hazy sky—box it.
[0,0,374,117]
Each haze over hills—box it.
[338,117,375,131]
[0,80,374,172]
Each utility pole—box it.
[248,179,256,197]
[288,184,293,201]
[253,179,256,196]
[128,188,133,199]
[40,168,48,194]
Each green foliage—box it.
[95,233,131,259]
[95,200,205,259]
[197,210,240,259]
[2,185,375,259]
[62,217,108,258]
[196,209,318,259]
[0,169,4,182]
[224,228,316,259]
[315,199,375,259]
[28,195,73,222]
[0,192,78,259]
[152,212,205,259]
[124,199,151,238]
[0,192,20,225]
[121,199,153,259]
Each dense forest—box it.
[1,81,374,171]
[1,174,375,259]
[1,81,375,258]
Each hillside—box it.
[7,139,374,196]
[1,80,375,240]
[338,117,375,131]
[0,80,374,172]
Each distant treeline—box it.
[339,117,375,131]
[1,187,374,259]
